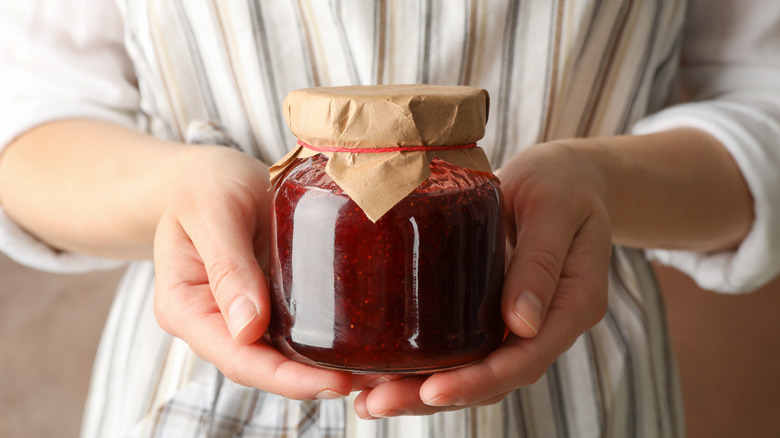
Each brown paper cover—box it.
[270,84,494,221]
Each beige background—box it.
[1,252,779,437]
[0,253,122,438]
[656,263,780,438]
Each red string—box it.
[297,140,476,153]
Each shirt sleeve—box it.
[633,0,780,293]
[0,0,139,273]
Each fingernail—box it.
[366,376,392,388]
[228,295,259,339]
[375,409,410,418]
[514,291,542,335]
[314,389,348,400]
[423,394,461,406]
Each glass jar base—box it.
[273,335,500,375]
[286,354,481,375]
[316,361,478,375]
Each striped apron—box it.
[82,0,686,436]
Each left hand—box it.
[153,146,367,399]
[352,142,612,418]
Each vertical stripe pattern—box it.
[82,0,687,436]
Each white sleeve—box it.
[0,0,140,273]
[633,0,780,293]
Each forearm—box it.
[0,119,189,259]
[569,128,754,251]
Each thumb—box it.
[502,212,574,339]
[207,254,269,344]
[185,211,270,344]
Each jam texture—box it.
[269,154,505,373]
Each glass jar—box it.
[269,154,505,373]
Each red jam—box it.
[269,154,505,373]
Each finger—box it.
[354,376,456,419]
[419,328,576,407]
[196,312,355,400]
[418,324,572,409]
[153,211,214,337]
[351,217,610,416]
[553,213,611,331]
[175,198,270,343]
[420,226,609,408]
[353,390,372,419]
[502,203,578,338]
[353,374,405,392]
[154,276,354,400]
[212,327,353,400]
[354,374,512,418]
[418,336,538,408]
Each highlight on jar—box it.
[268,84,506,374]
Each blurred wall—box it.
[0,253,121,438]
[655,263,780,438]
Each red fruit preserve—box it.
[269,154,505,373]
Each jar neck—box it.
[296,140,478,154]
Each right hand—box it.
[152,146,359,400]
[352,141,612,418]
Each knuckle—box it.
[477,391,512,407]
[521,364,548,387]
[207,257,244,301]
[526,247,563,286]
[573,290,607,333]
[581,277,609,329]
[502,355,548,388]
[591,293,608,326]
[152,285,175,336]
[152,305,170,335]
[220,364,243,386]
[568,284,608,332]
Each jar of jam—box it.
[268,85,505,373]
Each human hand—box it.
[152,146,360,400]
[352,142,612,418]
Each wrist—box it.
[498,140,612,246]
[159,145,272,235]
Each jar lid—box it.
[283,84,489,148]
[270,84,495,221]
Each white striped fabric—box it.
[81,0,686,436]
